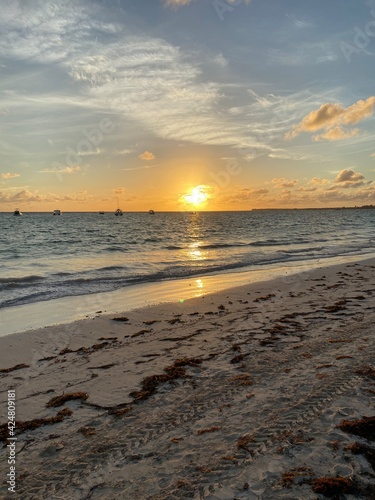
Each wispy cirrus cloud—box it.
[286,97,375,141]
[40,166,81,174]
[163,0,251,7]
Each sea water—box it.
[1,209,374,310]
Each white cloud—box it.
[40,166,81,174]
[139,151,155,161]
[0,172,20,179]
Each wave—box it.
[277,246,325,255]
[198,242,248,250]
[97,265,126,272]
[104,246,128,252]
[0,275,44,284]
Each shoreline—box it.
[2,251,375,337]
[0,256,374,498]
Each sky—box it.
[1,0,375,211]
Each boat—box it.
[114,198,123,216]
[13,208,22,216]
[148,209,155,215]
[99,211,105,215]
[53,209,61,216]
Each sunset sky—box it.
[1,0,375,211]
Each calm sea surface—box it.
[1,210,374,309]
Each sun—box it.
[181,185,211,207]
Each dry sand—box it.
[1,258,375,499]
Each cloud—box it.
[0,188,88,203]
[286,97,375,141]
[370,153,375,158]
[139,151,155,161]
[41,166,81,174]
[220,188,269,205]
[164,0,251,6]
[297,186,317,192]
[286,14,314,29]
[0,172,20,179]
[309,177,330,185]
[164,0,193,6]
[78,147,102,156]
[333,169,368,188]
[312,127,359,142]
[122,165,159,172]
[115,149,133,156]
[272,178,298,189]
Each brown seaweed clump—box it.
[311,476,354,497]
[0,408,73,442]
[197,426,222,435]
[47,392,89,408]
[237,434,255,452]
[78,427,96,437]
[280,467,313,488]
[130,357,202,402]
[347,441,375,470]
[0,363,30,374]
[337,416,375,441]
[356,365,375,379]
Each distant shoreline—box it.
[1,205,375,213]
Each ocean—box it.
[1,209,375,310]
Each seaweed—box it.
[348,441,375,470]
[230,374,253,386]
[0,363,30,374]
[112,316,129,322]
[230,354,245,364]
[130,357,203,401]
[78,426,96,437]
[47,392,89,408]
[280,467,313,488]
[356,366,375,379]
[311,476,354,497]
[197,426,221,435]
[338,416,375,441]
[0,408,72,442]
[237,434,255,452]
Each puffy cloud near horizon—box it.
[286,97,375,141]
[139,151,155,161]
[0,188,88,203]
[0,172,20,179]
[272,178,298,189]
[333,169,368,189]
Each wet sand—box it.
[0,258,375,499]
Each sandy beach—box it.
[1,258,375,499]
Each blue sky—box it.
[1,0,375,210]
